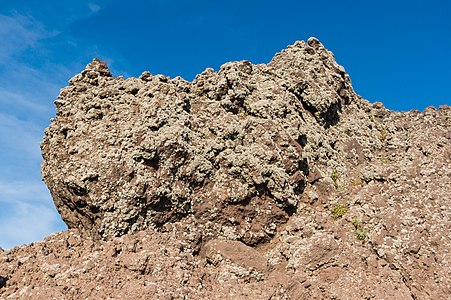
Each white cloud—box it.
[0,104,65,251]
[0,14,56,62]
[0,112,67,251]
[0,13,67,113]
[88,3,102,14]
[0,13,76,250]
[0,88,52,114]
[0,179,67,250]
[0,11,102,250]
[0,113,43,158]
[0,8,127,250]
[0,180,48,205]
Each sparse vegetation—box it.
[378,156,391,164]
[331,204,348,219]
[355,229,367,240]
[331,170,339,188]
[379,126,388,142]
[351,217,362,228]
[352,217,367,240]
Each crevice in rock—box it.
[0,276,7,289]
[320,100,342,128]
[297,134,308,148]
[68,184,88,197]
[298,158,309,176]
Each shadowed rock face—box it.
[2,38,449,299]
[40,38,357,244]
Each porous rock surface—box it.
[40,37,357,244]
[1,38,450,299]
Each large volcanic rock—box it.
[41,38,359,244]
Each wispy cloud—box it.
[0,88,52,115]
[0,13,68,249]
[0,180,49,205]
[0,112,42,159]
[0,13,65,113]
[0,14,56,62]
[0,179,66,250]
[0,4,129,249]
[88,3,102,14]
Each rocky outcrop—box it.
[1,38,450,299]
[40,37,362,245]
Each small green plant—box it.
[331,170,339,188]
[378,156,391,164]
[352,217,367,240]
[351,217,362,228]
[355,229,367,240]
[331,204,348,219]
[379,126,388,142]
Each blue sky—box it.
[0,0,449,249]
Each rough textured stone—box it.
[40,38,360,244]
[1,38,450,299]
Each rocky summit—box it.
[1,38,450,299]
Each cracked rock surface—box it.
[1,38,450,299]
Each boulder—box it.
[41,38,357,244]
